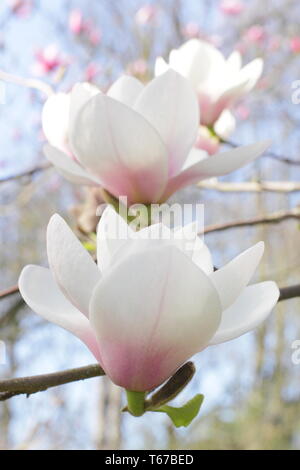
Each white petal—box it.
[97,206,133,271]
[209,282,279,345]
[44,144,100,186]
[69,82,100,143]
[89,245,221,390]
[18,265,101,360]
[42,93,70,152]
[47,214,101,316]
[238,58,263,92]
[154,56,170,76]
[210,242,264,310]
[169,39,225,89]
[107,75,144,107]
[70,94,168,203]
[214,110,236,139]
[226,51,242,72]
[134,70,199,175]
[160,141,270,201]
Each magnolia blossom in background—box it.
[135,4,158,26]
[220,0,244,16]
[8,0,32,18]
[32,44,67,77]
[68,9,101,46]
[43,71,269,204]
[181,22,201,39]
[19,208,279,392]
[155,39,263,127]
[290,37,300,53]
[243,25,266,44]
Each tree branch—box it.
[0,364,104,401]
[0,162,51,184]
[203,207,300,234]
[198,179,300,193]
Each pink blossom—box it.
[69,9,84,35]
[84,63,101,82]
[7,0,32,18]
[127,59,148,78]
[235,104,250,120]
[181,22,201,39]
[135,4,158,25]
[244,25,266,44]
[33,44,66,76]
[290,36,300,53]
[220,0,244,16]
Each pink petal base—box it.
[99,339,179,392]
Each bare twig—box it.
[198,179,300,193]
[0,70,53,97]
[0,284,19,300]
[203,207,300,234]
[0,162,51,184]
[0,364,104,401]
[279,284,300,302]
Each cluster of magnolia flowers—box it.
[19,39,279,425]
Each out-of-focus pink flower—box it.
[243,25,266,44]
[127,59,148,78]
[33,44,66,76]
[155,39,263,126]
[69,10,101,46]
[135,4,158,25]
[84,63,101,82]
[235,104,250,120]
[181,22,201,39]
[43,73,270,204]
[290,36,300,53]
[88,28,101,46]
[69,9,84,35]
[220,0,244,16]
[8,0,32,18]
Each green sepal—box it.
[152,393,204,428]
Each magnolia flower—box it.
[43,71,269,204]
[135,5,158,26]
[220,0,244,16]
[19,208,279,392]
[243,25,266,44]
[155,39,263,126]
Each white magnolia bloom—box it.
[43,71,269,204]
[155,39,263,126]
[19,207,279,392]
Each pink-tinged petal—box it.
[47,214,101,317]
[89,245,221,391]
[210,242,264,310]
[160,141,270,201]
[70,94,168,203]
[18,265,101,362]
[209,282,279,345]
[42,93,70,153]
[134,70,199,175]
[107,75,144,107]
[44,144,101,186]
[97,206,134,272]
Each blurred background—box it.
[0,0,300,450]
